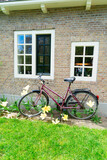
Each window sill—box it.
[14,74,54,80]
[74,76,97,82]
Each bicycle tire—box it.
[66,90,98,120]
[18,90,49,117]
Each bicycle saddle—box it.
[64,77,76,83]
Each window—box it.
[36,35,51,75]
[71,42,99,81]
[14,30,55,79]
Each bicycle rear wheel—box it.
[66,91,98,120]
[18,91,49,117]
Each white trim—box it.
[1,6,9,15]
[86,0,91,10]
[14,30,55,80]
[70,42,99,81]
[41,4,47,13]
[1,0,107,15]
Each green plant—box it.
[91,115,102,124]
[0,100,19,114]
[0,118,107,160]
[0,95,7,102]
[7,101,19,112]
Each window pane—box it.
[85,57,93,66]
[45,46,50,55]
[38,37,44,45]
[44,56,50,65]
[74,68,83,76]
[44,66,50,74]
[18,35,24,44]
[18,45,24,54]
[45,36,50,44]
[84,68,92,77]
[75,57,83,66]
[18,66,24,74]
[26,66,32,74]
[25,56,32,64]
[25,35,32,44]
[25,45,32,54]
[75,47,83,55]
[85,47,94,55]
[18,56,24,64]
[38,45,44,54]
[38,56,43,64]
[37,66,43,73]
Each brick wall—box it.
[0,6,107,103]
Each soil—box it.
[2,111,107,130]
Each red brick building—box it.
[0,0,107,112]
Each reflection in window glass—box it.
[74,68,83,76]
[44,66,50,74]
[38,37,44,45]
[18,35,24,44]
[44,56,50,65]
[45,37,50,44]
[25,45,32,54]
[75,47,83,55]
[18,56,24,64]
[85,57,93,66]
[38,56,43,64]
[25,56,32,64]
[25,35,32,44]
[84,68,92,77]
[18,66,24,74]
[75,57,83,66]
[85,47,94,55]
[26,66,32,74]
[37,66,43,73]
[18,45,24,54]
[38,46,44,54]
[45,46,50,55]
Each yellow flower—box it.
[40,113,47,120]
[52,118,60,124]
[0,101,8,107]
[23,85,30,91]
[86,100,95,108]
[21,85,30,96]
[42,105,51,113]
[21,90,28,96]
[62,114,68,121]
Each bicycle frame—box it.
[38,83,82,110]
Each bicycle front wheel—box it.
[18,91,49,117]
[66,91,98,120]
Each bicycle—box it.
[18,75,99,120]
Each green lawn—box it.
[0,118,107,160]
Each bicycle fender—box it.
[72,88,91,93]
[72,90,99,105]
[32,90,40,93]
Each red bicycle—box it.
[18,75,99,120]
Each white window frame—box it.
[70,42,99,81]
[14,30,55,80]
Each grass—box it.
[0,118,107,160]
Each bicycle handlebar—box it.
[38,74,45,84]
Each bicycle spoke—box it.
[66,91,98,120]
